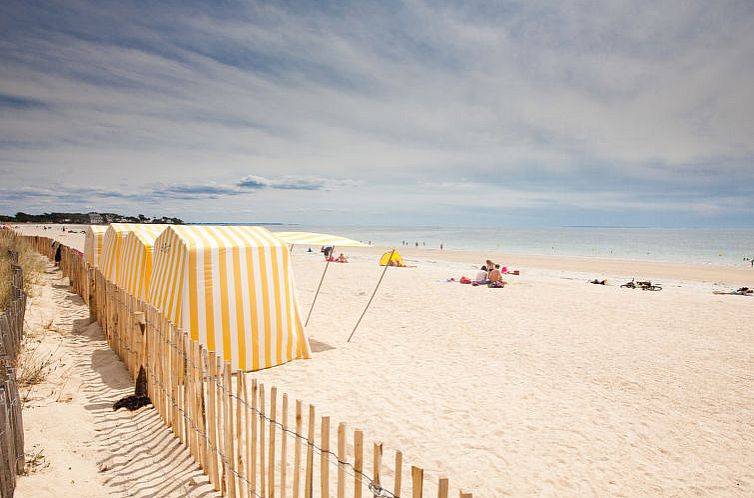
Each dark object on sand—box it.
[113,395,151,411]
[113,367,151,411]
[621,279,662,291]
[590,279,607,285]
[52,242,62,263]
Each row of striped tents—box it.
[83,225,108,267]
[100,224,168,285]
[148,225,311,371]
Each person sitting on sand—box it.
[474,266,488,283]
[335,253,349,263]
[488,265,504,283]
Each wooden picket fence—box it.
[0,251,26,497]
[25,234,474,498]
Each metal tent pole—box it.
[304,246,334,326]
[347,249,395,343]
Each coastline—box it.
[14,224,754,288]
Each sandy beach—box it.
[13,224,754,496]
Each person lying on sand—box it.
[590,279,607,285]
[713,287,753,296]
[335,253,349,263]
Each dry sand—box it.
[14,224,754,496]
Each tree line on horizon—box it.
[0,212,184,225]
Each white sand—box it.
[14,224,754,496]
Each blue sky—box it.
[1,0,753,227]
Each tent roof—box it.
[107,223,169,236]
[127,227,164,246]
[88,225,108,234]
[273,231,366,247]
[164,225,285,248]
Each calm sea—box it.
[256,225,754,266]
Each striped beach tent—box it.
[100,224,168,285]
[118,227,166,301]
[83,225,108,267]
[148,225,311,371]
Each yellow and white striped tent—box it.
[273,231,366,247]
[118,228,166,301]
[83,225,108,267]
[100,224,168,285]
[148,225,311,371]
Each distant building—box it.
[88,212,104,224]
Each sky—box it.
[1,0,753,228]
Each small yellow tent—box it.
[83,225,108,267]
[118,228,164,301]
[148,225,311,371]
[379,250,404,266]
[100,224,168,285]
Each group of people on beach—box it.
[320,246,349,263]
[451,259,508,287]
[473,259,507,287]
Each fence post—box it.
[281,393,289,498]
[438,478,449,498]
[394,450,403,497]
[305,405,315,498]
[0,386,14,496]
[88,267,96,322]
[293,399,302,498]
[354,429,363,498]
[321,416,330,498]
[269,386,277,498]
[412,466,424,498]
[337,422,346,498]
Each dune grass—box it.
[0,230,46,310]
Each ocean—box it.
[258,225,754,267]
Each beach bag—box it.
[459,276,471,284]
